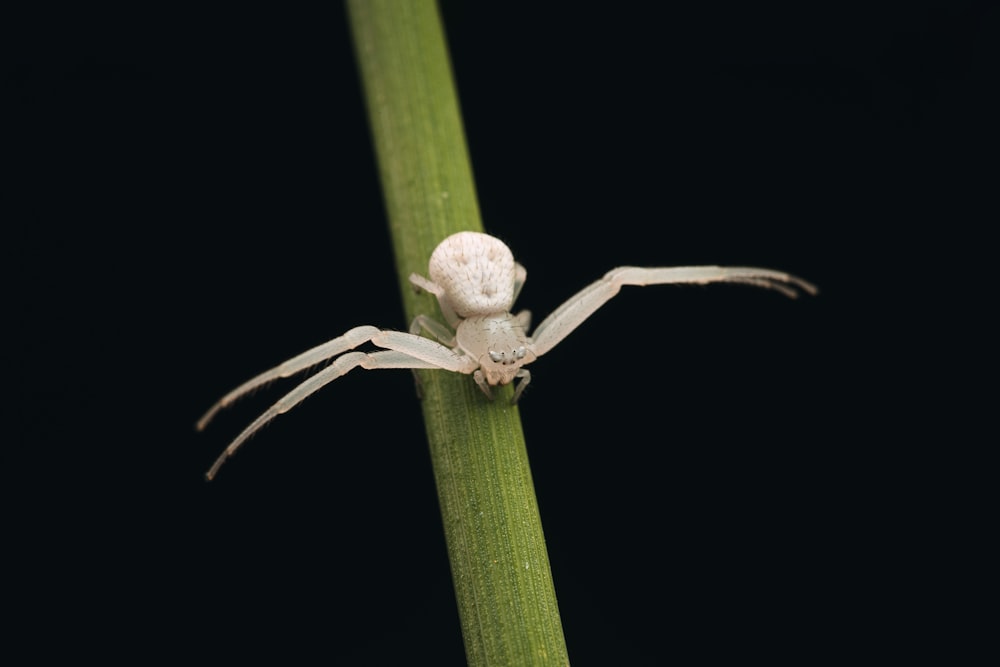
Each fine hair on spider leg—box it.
[198,231,816,479]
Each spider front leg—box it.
[203,331,480,479]
[530,265,817,357]
[204,348,444,480]
[196,325,382,431]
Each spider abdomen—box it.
[429,231,517,317]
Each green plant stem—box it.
[346,2,569,665]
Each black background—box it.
[9,2,992,663]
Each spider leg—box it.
[473,370,493,399]
[405,315,461,399]
[530,265,817,357]
[410,273,460,328]
[205,349,444,480]
[512,262,527,304]
[196,326,382,431]
[409,314,456,345]
[514,309,531,332]
[372,330,480,374]
[511,368,531,403]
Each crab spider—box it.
[198,231,816,479]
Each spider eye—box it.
[487,347,527,365]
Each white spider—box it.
[198,231,816,479]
